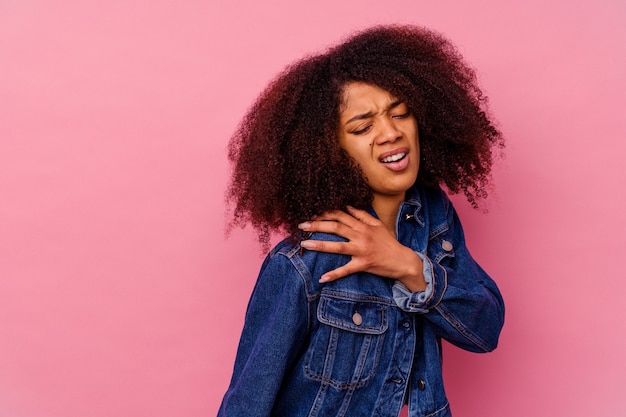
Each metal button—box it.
[417,379,426,390]
[441,240,453,252]
[401,320,411,329]
[352,312,363,326]
[403,213,414,221]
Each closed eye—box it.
[392,111,411,119]
[351,125,372,135]
[390,100,411,119]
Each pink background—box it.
[1,1,625,416]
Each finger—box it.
[300,239,356,255]
[309,209,363,228]
[319,262,360,283]
[297,219,358,239]
[346,206,381,226]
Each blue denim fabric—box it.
[218,185,505,417]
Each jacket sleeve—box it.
[217,248,310,416]
[393,192,505,353]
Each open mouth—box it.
[381,152,407,163]
[379,147,411,171]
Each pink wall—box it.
[1,1,625,416]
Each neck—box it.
[371,193,405,237]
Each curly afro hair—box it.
[226,25,504,247]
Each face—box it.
[338,82,419,205]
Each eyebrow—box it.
[344,100,404,125]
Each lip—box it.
[378,147,410,162]
[379,147,410,172]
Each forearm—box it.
[394,252,504,352]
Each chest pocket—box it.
[304,293,389,390]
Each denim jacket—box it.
[218,185,505,417]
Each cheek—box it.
[339,138,369,160]
[352,143,375,163]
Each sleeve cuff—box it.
[392,251,434,313]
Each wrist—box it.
[398,249,427,292]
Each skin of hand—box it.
[298,206,427,292]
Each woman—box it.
[219,25,505,417]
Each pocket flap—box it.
[318,294,389,335]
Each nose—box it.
[376,117,401,144]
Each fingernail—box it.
[300,240,314,249]
[298,222,311,230]
[319,275,329,283]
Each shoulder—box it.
[267,234,352,293]
[249,238,315,303]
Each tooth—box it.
[382,153,405,163]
